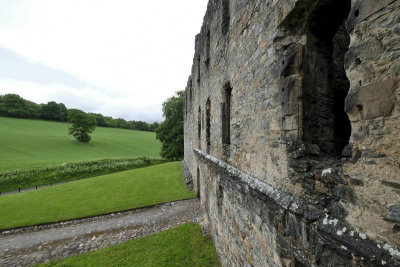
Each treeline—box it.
[0,94,159,132]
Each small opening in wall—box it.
[222,82,232,154]
[354,9,359,17]
[217,184,223,211]
[197,168,201,199]
[206,98,211,154]
[359,80,362,86]
[198,107,202,141]
[355,57,361,65]
[222,0,230,35]
[197,55,201,86]
[356,104,363,111]
[205,30,211,69]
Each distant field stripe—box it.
[0,162,195,230]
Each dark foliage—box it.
[156,91,184,160]
[68,109,97,142]
[0,93,158,132]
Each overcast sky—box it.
[0,0,208,122]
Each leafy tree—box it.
[41,101,67,121]
[150,122,160,132]
[67,109,97,142]
[156,91,184,160]
[0,94,41,118]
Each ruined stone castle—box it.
[183,0,400,266]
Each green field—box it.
[0,162,195,230]
[0,116,161,173]
[41,223,220,267]
[0,158,167,193]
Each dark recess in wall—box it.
[206,98,211,153]
[302,0,351,156]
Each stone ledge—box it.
[194,148,294,210]
[194,148,400,266]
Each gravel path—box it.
[0,198,202,267]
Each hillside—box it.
[0,116,161,172]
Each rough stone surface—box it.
[0,199,202,267]
[184,0,400,266]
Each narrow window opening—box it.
[216,184,223,213]
[206,98,211,154]
[222,82,232,156]
[197,168,201,199]
[198,107,201,141]
[302,0,351,156]
[204,30,211,69]
[197,55,201,86]
[222,0,230,35]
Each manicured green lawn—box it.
[0,116,161,172]
[40,223,220,267]
[0,162,195,229]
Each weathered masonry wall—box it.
[184,0,400,266]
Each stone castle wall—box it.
[183,0,400,266]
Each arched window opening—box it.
[302,0,351,156]
[206,98,211,154]
[221,0,230,36]
[222,82,232,156]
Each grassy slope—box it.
[0,162,195,230]
[41,223,220,267]
[0,116,161,172]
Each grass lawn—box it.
[0,162,195,230]
[40,223,220,267]
[0,116,161,173]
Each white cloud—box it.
[0,0,208,121]
[0,78,163,122]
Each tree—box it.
[0,94,41,118]
[67,109,97,142]
[41,101,67,121]
[150,122,160,132]
[156,91,184,160]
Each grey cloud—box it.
[0,45,91,88]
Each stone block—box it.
[346,0,396,30]
[345,79,395,121]
[388,205,400,223]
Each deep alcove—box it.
[302,0,351,156]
